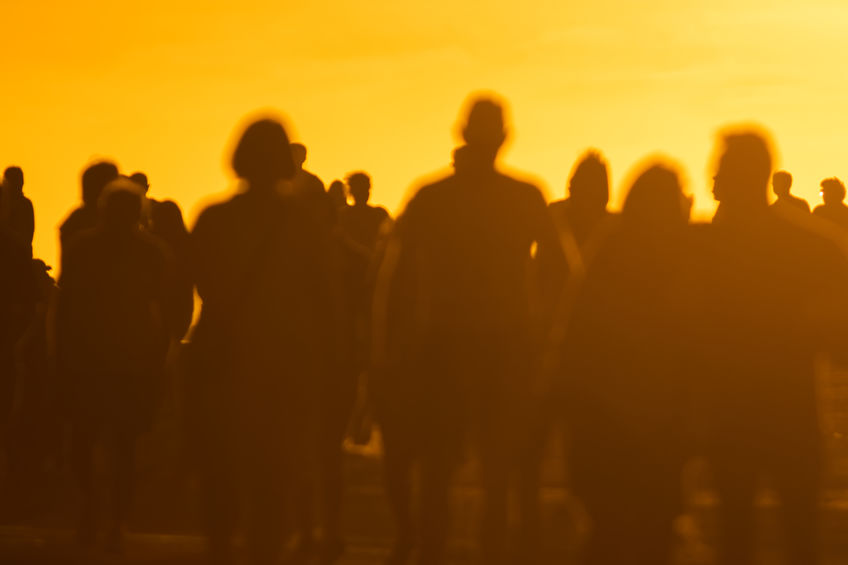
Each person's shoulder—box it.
[193,194,244,229]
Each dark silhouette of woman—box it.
[186,117,336,565]
[561,162,692,565]
[56,177,171,552]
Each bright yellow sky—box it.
[3,0,848,267]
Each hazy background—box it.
[3,0,847,267]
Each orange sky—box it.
[3,0,848,267]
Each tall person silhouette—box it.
[187,117,336,565]
[56,177,171,552]
[695,128,848,565]
[373,95,565,565]
[1,166,34,255]
[562,162,692,565]
[59,162,119,256]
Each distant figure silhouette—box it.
[373,96,565,565]
[56,177,171,552]
[1,166,35,254]
[59,162,119,255]
[289,142,325,196]
[695,129,848,565]
[149,200,194,341]
[812,177,848,230]
[339,172,391,253]
[549,151,614,264]
[129,171,156,229]
[327,180,348,210]
[562,162,692,565]
[770,170,810,213]
[188,118,337,565]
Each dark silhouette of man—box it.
[549,151,613,260]
[695,128,848,565]
[56,177,171,552]
[373,96,565,565]
[327,180,348,210]
[1,166,34,254]
[188,118,337,565]
[290,142,325,196]
[59,161,119,255]
[563,162,692,565]
[129,171,156,229]
[812,177,848,230]
[339,172,390,252]
[770,170,810,213]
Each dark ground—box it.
[1,369,847,564]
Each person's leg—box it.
[197,432,239,565]
[418,452,453,565]
[479,443,509,565]
[712,456,758,565]
[773,448,820,565]
[246,464,286,565]
[106,427,137,552]
[70,421,97,546]
[381,423,416,564]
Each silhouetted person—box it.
[327,180,348,210]
[373,96,565,565]
[340,172,390,253]
[129,171,156,229]
[59,161,119,255]
[770,170,810,213]
[56,177,171,552]
[149,200,194,341]
[188,118,337,565]
[6,259,60,515]
[1,166,34,254]
[812,177,848,231]
[695,129,848,565]
[549,151,613,264]
[289,142,325,196]
[0,225,35,446]
[562,162,692,565]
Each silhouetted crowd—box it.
[2,95,848,565]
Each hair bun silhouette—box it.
[232,118,295,182]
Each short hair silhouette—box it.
[98,177,144,230]
[129,172,150,191]
[290,142,307,168]
[622,163,686,230]
[460,96,507,153]
[821,177,846,202]
[3,166,23,190]
[712,129,772,206]
[150,200,188,238]
[232,119,295,182]
[772,170,792,196]
[81,161,119,207]
[346,172,371,204]
[568,150,610,206]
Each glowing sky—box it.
[3,0,848,267]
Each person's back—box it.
[401,167,551,334]
[812,177,848,231]
[693,129,848,565]
[60,162,119,253]
[770,170,811,214]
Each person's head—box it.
[81,161,119,207]
[711,128,772,209]
[568,151,609,211]
[232,118,295,188]
[772,170,792,197]
[129,172,150,194]
[3,166,23,193]
[290,143,307,169]
[98,176,144,232]
[346,172,371,205]
[820,177,846,206]
[327,180,347,208]
[622,162,688,233]
[459,95,507,163]
[150,200,188,241]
